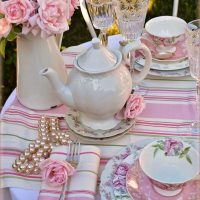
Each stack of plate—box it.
[135,37,190,77]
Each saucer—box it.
[134,61,190,77]
[141,36,187,62]
[65,109,135,140]
[135,54,189,71]
[126,160,200,200]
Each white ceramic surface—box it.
[41,38,151,131]
[145,16,187,38]
[17,34,67,110]
[139,140,200,196]
[136,56,189,71]
[134,60,190,77]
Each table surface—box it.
[1,35,199,200]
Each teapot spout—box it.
[40,68,75,109]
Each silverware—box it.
[59,140,80,200]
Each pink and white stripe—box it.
[0,48,199,199]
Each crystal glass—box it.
[114,0,149,42]
[114,0,149,91]
[185,19,200,133]
[86,0,115,45]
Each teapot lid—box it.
[77,38,118,73]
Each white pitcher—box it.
[16,34,67,110]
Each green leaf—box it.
[0,13,5,19]
[157,140,165,145]
[7,30,17,42]
[13,25,22,34]
[0,38,7,58]
[186,155,192,164]
[152,144,160,148]
[153,148,159,158]
[179,147,191,158]
[152,143,164,150]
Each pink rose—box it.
[69,0,79,18]
[115,94,145,120]
[113,175,126,188]
[1,0,35,24]
[164,138,183,156]
[115,163,129,176]
[36,0,69,37]
[39,158,75,187]
[0,18,12,38]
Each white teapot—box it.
[41,38,151,130]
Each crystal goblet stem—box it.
[99,28,108,46]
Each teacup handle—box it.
[123,40,152,84]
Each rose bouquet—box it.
[0,0,79,57]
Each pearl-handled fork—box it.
[59,140,81,200]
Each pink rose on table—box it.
[115,94,145,120]
[1,0,35,24]
[39,158,75,187]
[164,138,183,156]
[0,18,12,38]
[37,0,69,36]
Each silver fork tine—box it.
[74,140,79,163]
[67,140,72,161]
[59,139,80,200]
[77,141,80,163]
[71,141,76,162]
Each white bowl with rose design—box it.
[139,139,199,197]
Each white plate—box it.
[135,62,190,77]
[65,109,135,140]
[136,56,189,71]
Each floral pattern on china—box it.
[0,0,79,57]
[153,138,192,164]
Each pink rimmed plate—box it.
[126,160,200,200]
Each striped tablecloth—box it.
[1,37,200,199]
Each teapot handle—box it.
[123,41,152,85]
[80,0,97,38]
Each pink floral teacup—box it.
[143,16,187,60]
[139,139,199,197]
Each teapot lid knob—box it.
[92,38,100,49]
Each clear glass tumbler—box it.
[185,19,200,133]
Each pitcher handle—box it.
[80,0,97,38]
[123,41,152,85]
[55,33,63,49]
